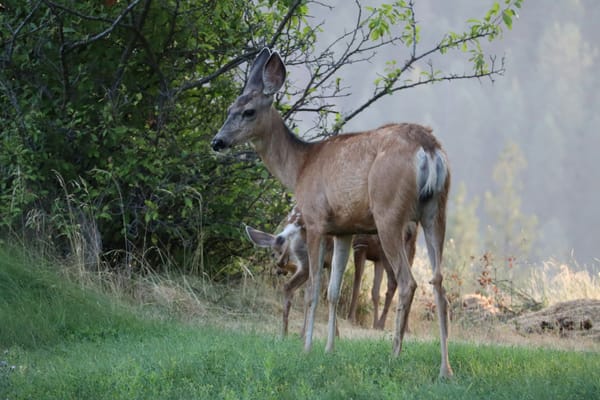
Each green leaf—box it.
[485,1,501,22]
[502,10,513,29]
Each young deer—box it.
[245,207,417,336]
[245,206,332,338]
[212,48,453,378]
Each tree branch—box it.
[175,50,259,94]
[41,0,115,23]
[329,3,511,133]
[176,0,305,95]
[111,0,153,94]
[62,0,142,54]
[342,57,505,128]
[3,1,42,65]
[268,0,304,49]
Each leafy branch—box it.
[247,0,523,136]
[324,0,522,133]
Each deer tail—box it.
[415,147,448,202]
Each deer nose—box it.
[211,138,227,152]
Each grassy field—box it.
[1,247,599,399]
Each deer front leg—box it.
[301,285,310,338]
[282,296,292,337]
[282,267,309,337]
[348,245,366,323]
[304,233,326,352]
[325,235,352,353]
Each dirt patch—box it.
[513,299,600,340]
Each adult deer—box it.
[212,48,453,378]
[245,207,417,336]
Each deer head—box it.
[245,206,305,275]
[245,225,294,275]
[211,48,286,152]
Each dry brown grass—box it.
[525,260,600,305]
[51,234,600,354]
[278,296,600,353]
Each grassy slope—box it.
[0,247,152,349]
[1,247,599,400]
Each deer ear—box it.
[262,52,286,96]
[244,48,272,93]
[245,225,275,248]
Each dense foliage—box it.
[0,0,306,276]
[1,0,521,277]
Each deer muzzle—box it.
[210,137,228,152]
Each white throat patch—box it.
[278,222,301,240]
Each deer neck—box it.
[251,107,311,191]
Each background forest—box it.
[1,0,598,286]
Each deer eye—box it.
[242,109,256,119]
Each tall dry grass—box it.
[525,259,600,305]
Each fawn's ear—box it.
[262,51,286,96]
[244,225,275,248]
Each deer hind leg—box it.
[421,200,454,378]
[325,235,352,353]
[393,221,417,333]
[348,245,367,323]
[304,233,326,352]
[376,222,416,357]
[405,221,418,266]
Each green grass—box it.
[0,246,152,349]
[1,246,599,399]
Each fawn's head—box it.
[245,207,304,275]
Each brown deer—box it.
[212,48,453,378]
[245,207,417,336]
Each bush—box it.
[0,1,296,277]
